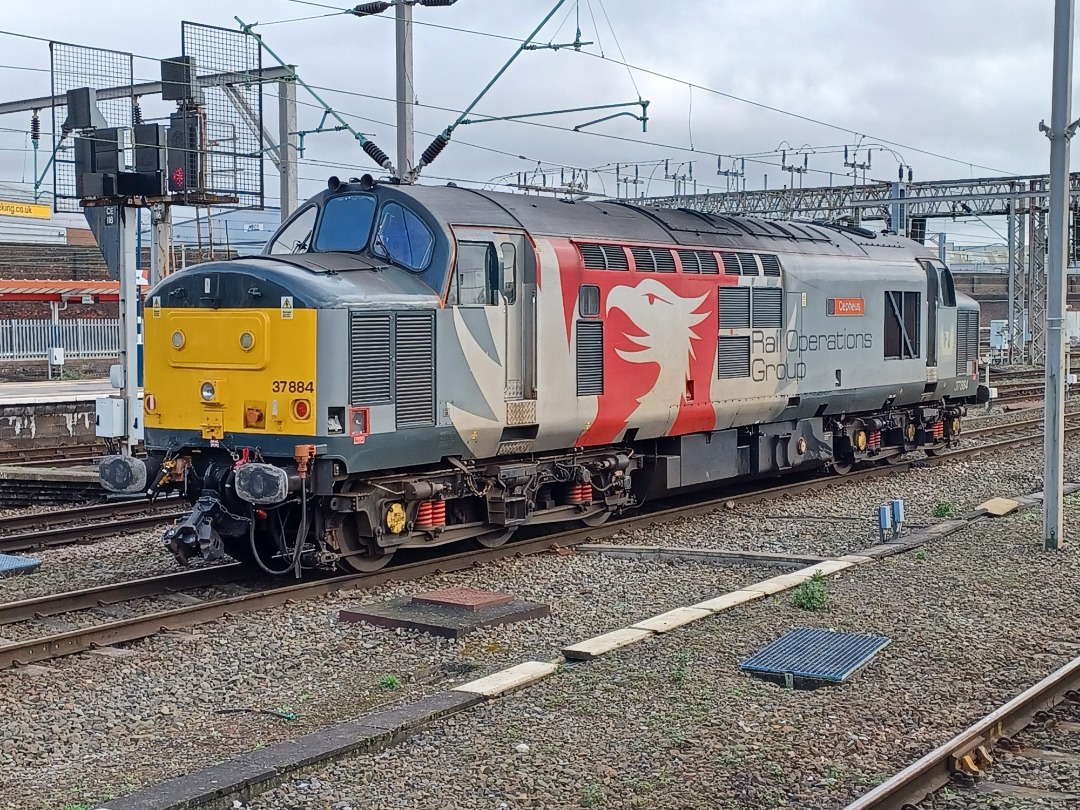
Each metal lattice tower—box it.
[1008,190,1028,363]
[1028,179,1049,364]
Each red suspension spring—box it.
[932,421,944,440]
[867,430,881,450]
[415,499,446,529]
[562,482,593,505]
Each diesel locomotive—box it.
[100,177,989,574]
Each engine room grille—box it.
[738,253,759,275]
[719,286,751,330]
[576,320,604,395]
[630,246,677,273]
[678,249,719,274]
[956,310,979,376]
[717,336,750,379]
[721,253,742,275]
[760,254,782,277]
[752,287,784,329]
[349,312,392,405]
[394,312,436,427]
[578,242,629,271]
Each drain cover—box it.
[0,553,41,578]
[739,627,890,688]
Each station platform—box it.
[0,378,116,406]
[0,463,104,505]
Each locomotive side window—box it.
[884,291,921,360]
[449,241,497,306]
[940,268,957,307]
[372,202,434,272]
[500,243,517,303]
[579,285,600,317]
[268,205,317,255]
[314,194,376,252]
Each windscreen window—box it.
[314,194,376,252]
[267,206,317,255]
[373,202,434,272]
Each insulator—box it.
[352,2,391,15]
[417,0,457,6]
[132,99,143,125]
[362,140,392,169]
[30,113,40,144]
[419,133,449,167]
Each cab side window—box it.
[267,206,317,255]
[450,241,497,305]
[940,268,957,307]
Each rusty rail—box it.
[843,655,1080,809]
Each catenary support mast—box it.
[1043,0,1074,550]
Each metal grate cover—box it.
[0,553,42,578]
[739,627,890,685]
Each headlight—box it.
[171,330,185,349]
[239,331,255,351]
[200,382,216,402]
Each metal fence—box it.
[0,319,120,361]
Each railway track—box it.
[0,443,104,468]
[0,499,186,553]
[0,425,1072,672]
[844,654,1080,809]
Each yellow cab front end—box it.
[143,301,318,442]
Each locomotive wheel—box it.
[340,546,395,573]
[830,459,855,475]
[469,528,516,550]
[330,483,396,573]
[924,448,942,458]
[581,508,613,527]
[881,452,906,466]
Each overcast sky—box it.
[0,0,1068,244]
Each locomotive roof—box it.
[377,182,927,258]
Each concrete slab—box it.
[691,589,764,613]
[789,559,855,578]
[978,497,1020,516]
[575,543,828,568]
[339,596,548,640]
[631,606,712,633]
[744,571,815,595]
[455,661,558,697]
[563,627,653,661]
[840,554,875,565]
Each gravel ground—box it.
[0,552,776,810]
[0,524,205,603]
[608,439,1072,558]
[243,490,1080,810]
[2,431,1078,809]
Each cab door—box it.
[920,259,957,379]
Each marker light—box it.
[145,394,156,412]
[171,330,185,349]
[200,382,216,402]
[239,331,255,351]
[292,399,311,420]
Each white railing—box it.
[0,319,120,361]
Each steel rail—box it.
[0,444,101,466]
[0,427,1070,670]
[0,564,245,626]
[843,654,1080,810]
[0,498,180,535]
[0,509,187,553]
